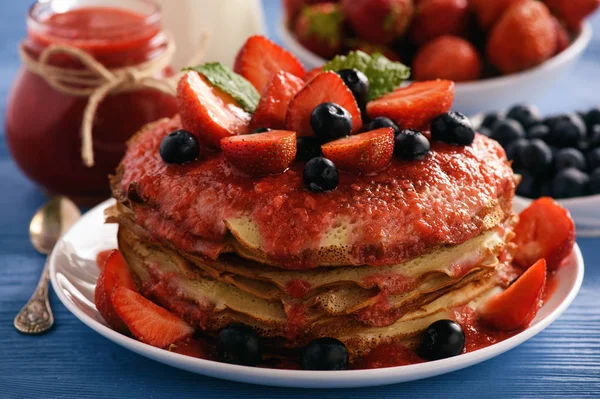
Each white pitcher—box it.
[158,0,266,69]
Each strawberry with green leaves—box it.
[294,2,345,59]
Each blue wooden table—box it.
[1,1,599,398]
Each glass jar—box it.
[6,0,178,204]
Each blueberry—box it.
[420,320,465,360]
[491,119,526,146]
[310,102,353,142]
[159,130,199,164]
[368,117,401,135]
[301,337,349,370]
[588,147,600,170]
[554,148,587,171]
[394,129,430,160]
[515,171,540,199]
[431,111,475,146]
[506,104,541,129]
[545,113,586,148]
[252,127,272,134]
[217,325,262,366]
[478,127,492,138]
[480,112,501,129]
[337,69,369,111]
[551,168,590,198]
[504,138,528,166]
[589,125,600,148]
[296,137,322,162]
[585,107,600,132]
[521,139,553,176]
[527,124,550,141]
[304,157,339,192]
[590,168,600,194]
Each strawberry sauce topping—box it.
[120,118,514,269]
[284,279,312,298]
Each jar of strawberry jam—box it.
[6,0,178,204]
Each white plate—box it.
[278,19,592,116]
[50,199,584,388]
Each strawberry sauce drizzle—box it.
[120,121,515,269]
[284,279,312,298]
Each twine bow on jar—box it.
[18,34,209,167]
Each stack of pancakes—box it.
[108,117,518,358]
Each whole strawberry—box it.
[468,0,523,30]
[551,16,571,55]
[544,0,600,30]
[294,3,344,59]
[413,36,482,82]
[341,0,414,44]
[487,0,557,74]
[284,0,339,25]
[410,0,469,46]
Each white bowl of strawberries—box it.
[279,0,594,115]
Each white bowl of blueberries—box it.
[472,104,600,236]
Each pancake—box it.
[109,202,506,298]
[111,116,516,269]
[118,223,507,357]
[117,221,512,357]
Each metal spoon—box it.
[14,197,81,334]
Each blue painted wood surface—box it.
[0,1,598,397]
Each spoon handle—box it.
[14,258,54,334]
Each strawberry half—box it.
[286,71,363,136]
[94,250,137,333]
[513,197,575,271]
[366,80,455,130]
[249,71,305,131]
[321,128,395,173]
[112,286,194,348]
[480,259,547,331]
[221,130,297,176]
[234,35,306,93]
[303,66,325,82]
[96,249,114,270]
[177,71,250,149]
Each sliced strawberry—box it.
[112,286,194,348]
[366,80,455,130]
[96,249,114,270]
[480,259,547,331]
[249,72,305,131]
[321,128,395,173]
[513,197,575,271]
[176,71,250,149]
[94,250,137,333]
[221,130,297,176]
[234,35,306,93]
[169,337,212,359]
[286,71,362,136]
[304,66,325,82]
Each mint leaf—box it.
[185,63,260,113]
[323,51,411,101]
